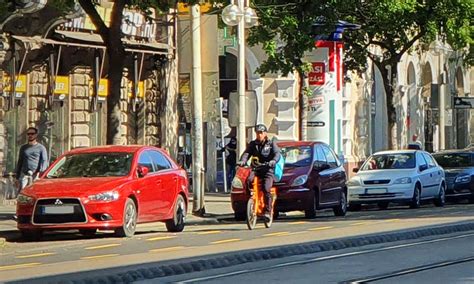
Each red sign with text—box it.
[308,62,325,86]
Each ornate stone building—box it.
[0,3,179,187]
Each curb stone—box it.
[17,221,474,284]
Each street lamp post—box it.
[222,0,258,156]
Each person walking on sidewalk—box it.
[237,124,280,220]
[225,137,237,189]
[15,127,49,192]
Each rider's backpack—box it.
[274,156,285,182]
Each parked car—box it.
[347,150,445,210]
[16,145,189,240]
[231,141,347,220]
[432,150,474,203]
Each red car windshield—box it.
[46,152,134,178]
[281,146,313,167]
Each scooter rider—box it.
[237,124,281,220]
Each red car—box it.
[16,145,189,240]
[231,141,347,220]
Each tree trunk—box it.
[378,62,398,150]
[78,0,126,145]
[298,71,308,141]
[106,38,126,145]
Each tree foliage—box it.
[248,1,336,76]
[250,0,473,147]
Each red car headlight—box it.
[88,191,120,202]
[17,193,35,205]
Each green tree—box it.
[333,0,473,147]
[250,0,473,147]
[248,0,336,140]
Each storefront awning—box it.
[12,32,172,55]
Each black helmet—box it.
[255,124,267,132]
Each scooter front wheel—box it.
[246,198,257,230]
[264,209,273,228]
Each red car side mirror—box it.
[137,166,149,177]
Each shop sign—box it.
[127,81,145,98]
[178,2,212,14]
[64,6,158,40]
[308,96,325,106]
[3,75,27,93]
[54,76,69,94]
[308,62,325,86]
[89,79,108,97]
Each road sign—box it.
[453,97,474,109]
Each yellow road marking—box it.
[307,226,333,231]
[351,221,371,226]
[15,252,55,259]
[381,219,400,223]
[149,246,186,253]
[263,231,290,237]
[197,230,221,235]
[85,244,121,250]
[80,254,119,260]
[211,238,241,244]
[390,212,403,215]
[288,221,309,225]
[146,236,175,241]
[0,262,41,271]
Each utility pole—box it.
[237,0,246,156]
[191,4,205,215]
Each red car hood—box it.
[233,165,311,189]
[279,166,311,186]
[22,177,132,198]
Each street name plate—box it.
[453,97,474,109]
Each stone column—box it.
[70,67,92,148]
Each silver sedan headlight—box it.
[393,177,412,184]
[88,191,119,202]
[346,178,361,187]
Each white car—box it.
[347,150,445,210]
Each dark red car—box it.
[231,141,347,220]
[16,145,189,240]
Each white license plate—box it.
[42,205,74,214]
[366,188,387,194]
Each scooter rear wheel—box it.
[246,198,257,230]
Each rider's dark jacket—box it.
[240,137,281,174]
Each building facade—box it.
[0,2,179,201]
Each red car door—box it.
[314,145,333,205]
[136,151,160,222]
[320,146,341,205]
[149,150,178,218]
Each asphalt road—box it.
[158,232,474,283]
[1,202,474,282]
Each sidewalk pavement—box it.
[0,193,234,237]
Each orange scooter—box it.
[246,157,277,230]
